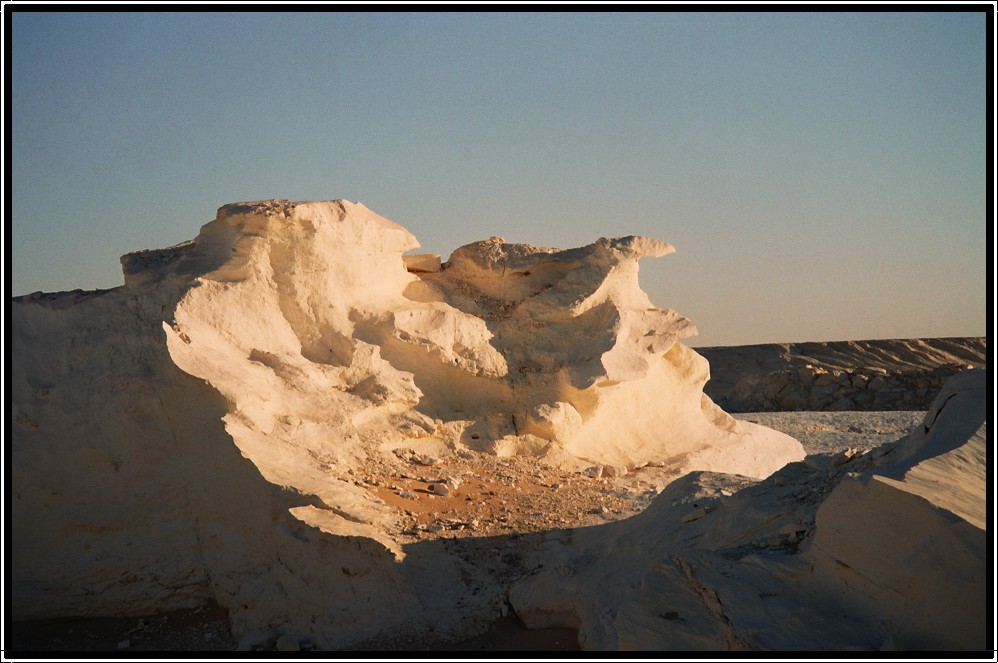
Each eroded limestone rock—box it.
[12,199,805,647]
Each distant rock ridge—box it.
[699,338,986,412]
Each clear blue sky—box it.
[10,11,989,346]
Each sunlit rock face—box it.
[11,199,803,646]
[152,198,803,488]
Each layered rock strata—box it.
[699,338,985,412]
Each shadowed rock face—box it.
[508,369,987,651]
[11,199,803,647]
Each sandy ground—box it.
[7,410,925,653]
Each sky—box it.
[9,10,990,347]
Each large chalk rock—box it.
[12,199,803,646]
[405,232,803,473]
[509,369,987,650]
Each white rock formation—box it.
[12,199,805,646]
[158,199,800,532]
[509,369,987,650]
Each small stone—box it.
[833,447,859,466]
[778,523,802,537]
[431,483,452,496]
[398,490,417,499]
[276,635,300,652]
[813,373,839,386]
[237,629,277,651]
[417,455,441,466]
[779,523,808,543]
[867,376,890,391]
[116,640,130,650]
[795,366,816,384]
[603,465,628,478]
[584,465,604,479]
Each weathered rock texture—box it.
[11,200,803,646]
[509,369,987,650]
[699,338,986,412]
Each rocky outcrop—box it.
[508,369,987,650]
[699,338,985,412]
[11,199,803,646]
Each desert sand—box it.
[9,200,988,652]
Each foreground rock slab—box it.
[509,369,987,650]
